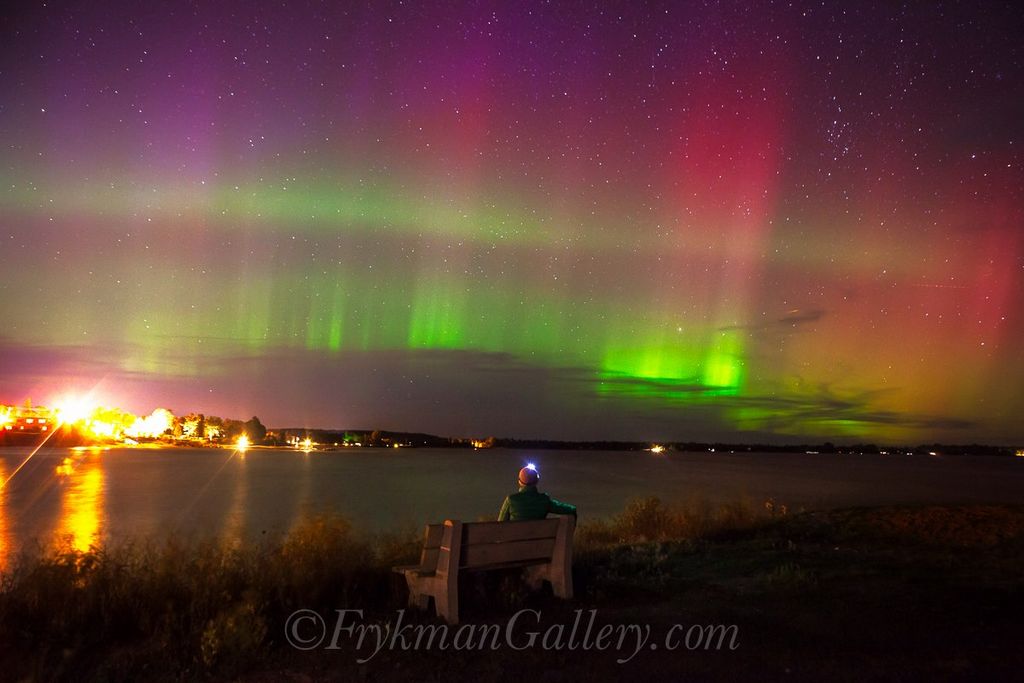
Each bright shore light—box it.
[236,435,251,451]
[54,396,97,424]
[649,444,665,454]
[89,421,117,439]
[125,408,174,439]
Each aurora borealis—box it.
[1,1,1022,443]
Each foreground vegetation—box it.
[1,499,1022,681]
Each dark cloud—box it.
[589,372,976,437]
[719,309,827,332]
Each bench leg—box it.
[434,582,459,625]
[550,568,573,600]
[550,516,574,599]
[403,573,433,612]
[408,589,430,610]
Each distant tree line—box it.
[176,414,266,443]
[256,429,1020,456]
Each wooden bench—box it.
[392,516,575,624]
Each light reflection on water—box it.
[56,451,106,553]
[0,445,1023,569]
[0,460,9,566]
[222,450,248,549]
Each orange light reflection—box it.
[57,452,106,553]
[0,460,9,569]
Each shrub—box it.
[578,495,770,549]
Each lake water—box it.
[1,446,1023,564]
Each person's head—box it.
[518,463,540,487]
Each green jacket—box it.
[498,485,577,521]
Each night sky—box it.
[1,1,1022,443]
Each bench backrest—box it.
[421,516,573,576]
[460,518,563,568]
[417,518,569,569]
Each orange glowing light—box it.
[88,420,118,439]
[54,396,98,424]
[236,435,251,451]
[0,459,9,570]
[125,408,174,439]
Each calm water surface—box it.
[1,446,1023,563]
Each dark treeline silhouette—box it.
[487,439,1017,456]
[270,428,457,448]
[264,428,1020,456]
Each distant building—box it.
[0,400,56,438]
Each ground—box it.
[2,504,1022,681]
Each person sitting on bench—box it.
[498,464,577,521]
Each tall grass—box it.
[0,513,419,678]
[0,498,779,679]
[576,495,781,549]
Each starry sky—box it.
[1,1,1022,444]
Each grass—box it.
[576,494,779,547]
[0,514,411,679]
[1,500,1023,681]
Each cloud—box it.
[719,308,827,332]
[589,372,976,436]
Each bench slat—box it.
[464,558,550,572]
[461,537,556,568]
[463,519,560,544]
